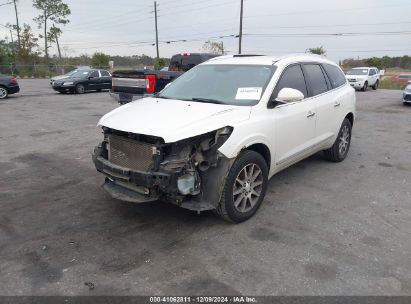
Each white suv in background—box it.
[93,54,356,223]
[346,67,380,91]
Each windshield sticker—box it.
[235,87,262,100]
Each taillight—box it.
[145,75,156,94]
[10,77,17,84]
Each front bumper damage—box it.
[92,127,234,211]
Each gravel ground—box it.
[0,79,410,296]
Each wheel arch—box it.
[244,143,271,170]
[345,112,354,127]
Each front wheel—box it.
[75,84,85,94]
[372,80,379,90]
[214,150,268,223]
[323,118,352,162]
[361,81,368,91]
[0,86,8,99]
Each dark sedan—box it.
[0,75,20,99]
[52,69,112,94]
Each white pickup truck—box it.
[345,67,380,91]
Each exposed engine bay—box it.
[92,126,234,211]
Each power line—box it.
[0,1,12,7]
[157,0,238,17]
[243,31,411,37]
[244,3,411,19]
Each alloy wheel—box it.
[232,163,263,213]
[338,125,350,157]
[0,87,7,99]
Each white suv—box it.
[346,67,380,91]
[93,54,356,223]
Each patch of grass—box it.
[379,79,408,90]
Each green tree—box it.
[91,52,109,68]
[365,57,384,70]
[47,25,62,60]
[33,0,70,62]
[16,24,40,63]
[154,58,166,70]
[307,46,326,56]
[0,39,16,65]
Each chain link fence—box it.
[0,64,110,78]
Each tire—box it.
[323,118,352,162]
[361,81,368,91]
[0,86,8,99]
[75,83,85,94]
[214,150,268,223]
[372,80,379,90]
[96,89,102,92]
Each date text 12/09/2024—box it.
[149,296,257,303]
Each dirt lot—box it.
[0,80,410,296]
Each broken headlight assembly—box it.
[162,126,234,197]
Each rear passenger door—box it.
[303,63,343,147]
[87,70,101,90]
[271,64,317,169]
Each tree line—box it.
[342,56,411,70]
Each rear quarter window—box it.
[322,64,347,88]
[303,64,329,96]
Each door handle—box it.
[306,111,315,118]
[334,101,341,107]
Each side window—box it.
[322,64,347,88]
[90,70,99,78]
[272,64,308,99]
[369,69,374,76]
[303,64,329,96]
[100,70,110,77]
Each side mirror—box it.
[275,88,304,103]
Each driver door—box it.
[87,70,101,90]
[270,64,317,171]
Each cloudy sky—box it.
[1,0,410,62]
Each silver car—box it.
[403,82,411,105]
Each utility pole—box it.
[9,28,14,44]
[154,1,159,62]
[13,0,21,50]
[238,0,244,54]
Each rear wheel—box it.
[214,150,268,223]
[323,118,352,162]
[372,80,379,90]
[0,86,8,99]
[75,84,85,94]
[361,81,368,91]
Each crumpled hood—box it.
[98,97,251,143]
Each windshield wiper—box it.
[190,97,224,104]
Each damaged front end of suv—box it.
[92,126,234,211]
